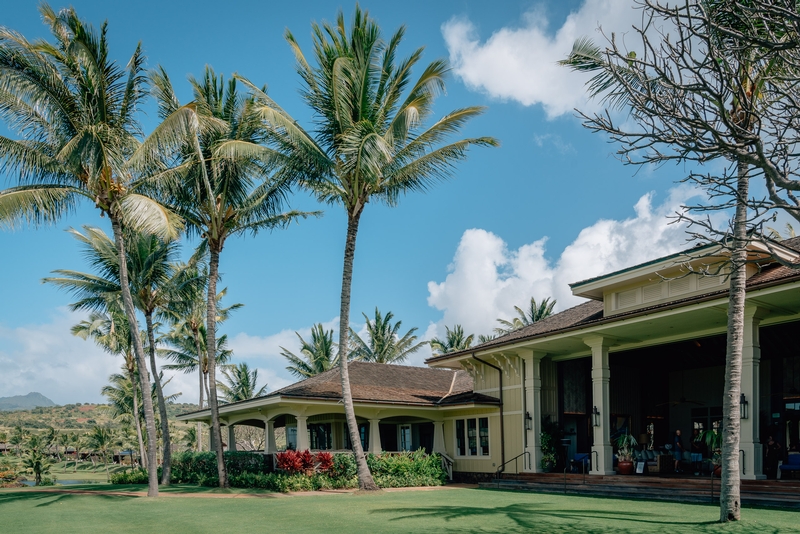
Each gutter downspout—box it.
[473,355,505,472]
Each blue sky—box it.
[0,0,740,403]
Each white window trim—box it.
[454,417,491,458]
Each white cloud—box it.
[0,309,126,405]
[427,186,700,337]
[442,0,644,118]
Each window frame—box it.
[454,416,491,458]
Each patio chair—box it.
[779,453,800,479]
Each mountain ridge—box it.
[0,392,57,411]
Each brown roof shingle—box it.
[269,362,497,406]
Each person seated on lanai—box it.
[673,429,685,473]
[764,435,782,480]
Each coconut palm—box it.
[429,325,475,355]
[239,5,497,490]
[217,363,267,403]
[280,323,339,379]
[143,67,313,488]
[349,308,425,364]
[0,6,184,497]
[45,225,197,484]
[22,448,52,486]
[72,308,147,468]
[161,329,233,406]
[494,297,557,336]
[86,425,115,482]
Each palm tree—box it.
[240,5,497,490]
[494,297,557,336]
[86,425,115,482]
[45,225,196,484]
[57,432,71,472]
[280,323,339,378]
[430,325,475,355]
[145,67,313,488]
[22,448,52,486]
[0,6,182,497]
[161,329,233,408]
[217,363,268,404]
[349,308,425,364]
[72,308,147,469]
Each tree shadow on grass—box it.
[0,490,134,508]
[370,503,722,533]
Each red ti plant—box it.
[315,452,334,472]
[276,450,304,474]
[299,450,315,470]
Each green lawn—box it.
[1,486,798,533]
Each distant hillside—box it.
[0,392,56,411]
[0,402,199,431]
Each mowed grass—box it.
[0,486,798,534]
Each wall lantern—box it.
[740,393,749,420]
[525,411,533,431]
[592,406,601,427]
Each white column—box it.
[520,349,545,472]
[368,419,382,454]
[296,416,309,451]
[585,336,614,475]
[264,420,277,453]
[227,424,236,452]
[432,421,446,454]
[741,306,767,480]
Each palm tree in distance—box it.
[0,6,189,497]
[86,425,115,482]
[280,324,339,379]
[146,67,314,488]
[494,297,557,336]
[45,226,198,485]
[217,363,268,404]
[240,5,498,490]
[430,325,475,355]
[72,308,147,466]
[162,330,234,405]
[349,308,425,364]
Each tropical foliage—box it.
[217,363,268,404]
[494,297,556,336]
[429,325,474,355]
[280,324,339,379]
[349,309,425,364]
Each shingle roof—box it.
[427,243,800,363]
[271,361,498,406]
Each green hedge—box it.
[111,449,445,492]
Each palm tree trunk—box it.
[104,450,110,482]
[193,328,205,452]
[126,361,147,468]
[720,158,748,522]
[338,211,379,491]
[145,312,172,485]
[206,244,228,487]
[110,217,159,497]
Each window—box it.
[399,425,412,451]
[309,423,332,450]
[455,417,490,457]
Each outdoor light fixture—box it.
[740,393,749,420]
[592,406,601,427]
[525,411,533,431]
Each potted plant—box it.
[540,430,557,473]
[699,429,722,476]
[616,434,638,475]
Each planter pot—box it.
[541,461,555,473]
[617,460,635,475]
[713,465,721,478]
